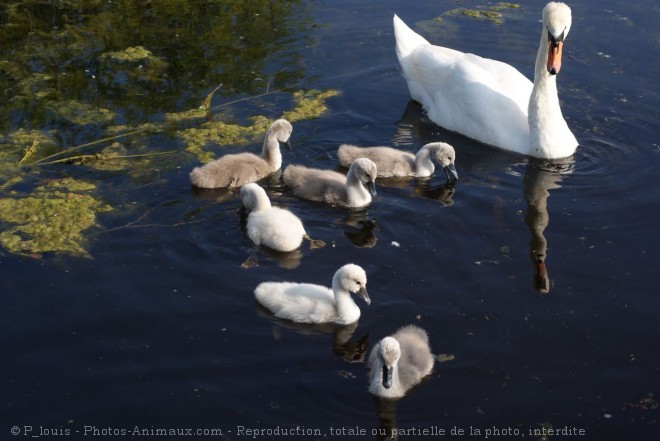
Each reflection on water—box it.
[0,0,311,132]
[395,98,579,294]
[412,180,456,206]
[523,159,574,293]
[344,209,379,248]
[255,305,370,363]
[372,397,399,441]
[2,1,659,439]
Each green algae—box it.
[179,90,338,163]
[47,100,116,126]
[0,178,112,258]
[443,3,521,25]
[0,1,332,259]
[0,129,59,182]
[282,89,340,123]
[179,116,272,163]
[96,46,170,95]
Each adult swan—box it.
[393,2,578,159]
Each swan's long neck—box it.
[414,147,435,176]
[331,279,360,324]
[528,28,576,158]
[252,191,272,211]
[261,136,283,170]
[345,170,371,207]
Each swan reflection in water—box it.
[254,304,370,363]
[523,158,573,293]
[397,99,575,293]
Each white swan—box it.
[367,325,434,398]
[189,119,293,188]
[394,2,578,159]
[338,142,458,181]
[240,183,323,252]
[254,263,371,325]
[283,158,378,208]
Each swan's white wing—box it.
[403,46,532,153]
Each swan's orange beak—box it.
[547,41,563,75]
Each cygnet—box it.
[367,325,434,398]
[338,142,458,181]
[189,119,292,188]
[240,183,324,252]
[254,264,371,325]
[283,158,377,208]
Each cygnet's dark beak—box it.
[282,140,292,150]
[382,365,393,389]
[366,180,377,197]
[444,163,459,182]
[357,286,371,305]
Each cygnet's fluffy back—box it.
[283,158,377,207]
[189,119,292,189]
[338,144,416,177]
[240,183,306,252]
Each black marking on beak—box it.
[382,365,393,389]
[366,180,377,197]
[357,286,371,305]
[444,163,459,182]
[547,26,566,48]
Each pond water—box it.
[1,0,659,440]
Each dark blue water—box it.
[2,1,659,440]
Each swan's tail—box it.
[393,14,430,62]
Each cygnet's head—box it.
[427,142,458,182]
[378,337,401,389]
[543,2,572,75]
[350,158,378,196]
[240,183,271,211]
[333,263,371,305]
[267,119,294,149]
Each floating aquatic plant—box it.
[442,3,521,25]
[47,100,116,126]
[179,89,339,163]
[0,86,339,257]
[283,89,340,122]
[0,178,112,258]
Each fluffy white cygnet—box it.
[368,325,434,398]
[282,158,378,208]
[254,264,371,325]
[338,142,458,181]
[189,119,293,188]
[240,183,308,252]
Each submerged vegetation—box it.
[442,3,521,25]
[0,0,339,258]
